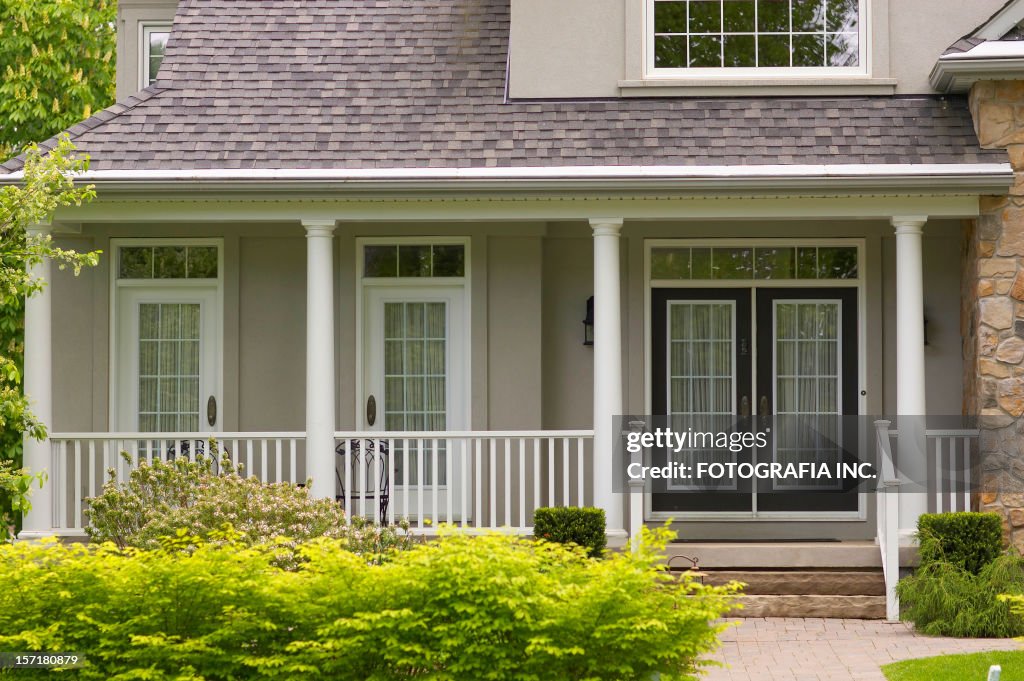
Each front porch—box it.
[17,176,1010,619]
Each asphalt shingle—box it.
[1,0,1004,173]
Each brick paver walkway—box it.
[703,618,1022,681]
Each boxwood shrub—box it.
[917,512,1003,575]
[533,506,606,557]
[0,528,739,680]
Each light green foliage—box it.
[917,512,1004,575]
[0,459,44,541]
[0,136,100,540]
[882,650,1024,681]
[85,449,412,568]
[0,0,116,159]
[533,505,607,558]
[897,551,1024,637]
[0,527,740,680]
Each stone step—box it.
[728,594,887,619]
[699,570,885,596]
[666,541,918,569]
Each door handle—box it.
[207,396,217,427]
[366,395,377,427]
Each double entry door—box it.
[651,287,859,517]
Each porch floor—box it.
[704,618,1021,681]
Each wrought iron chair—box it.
[335,438,390,521]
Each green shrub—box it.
[896,554,1024,637]
[533,506,607,557]
[85,449,410,567]
[917,512,1004,574]
[0,527,740,680]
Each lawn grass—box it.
[882,650,1024,680]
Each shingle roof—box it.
[1,0,1003,173]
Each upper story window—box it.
[649,0,863,74]
[141,23,171,88]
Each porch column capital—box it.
[891,216,928,234]
[589,217,624,236]
[302,219,337,238]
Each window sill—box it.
[617,77,898,97]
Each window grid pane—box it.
[138,303,201,432]
[119,246,218,280]
[651,245,857,281]
[384,302,448,485]
[652,0,859,68]
[363,244,465,279]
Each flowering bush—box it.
[0,527,739,680]
[85,447,411,567]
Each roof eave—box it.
[0,164,1013,197]
[931,53,1024,93]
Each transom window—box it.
[364,244,465,278]
[119,245,218,280]
[650,0,861,71]
[650,245,858,281]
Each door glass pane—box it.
[667,301,735,490]
[138,303,201,432]
[384,302,447,484]
[773,301,841,490]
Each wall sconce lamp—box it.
[583,296,594,346]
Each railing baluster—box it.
[547,437,555,508]
[532,437,540,525]
[432,437,439,528]
[415,438,423,529]
[518,438,526,529]
[489,438,496,529]
[403,437,410,524]
[504,438,511,527]
[344,438,352,522]
[475,438,482,529]
[289,438,297,483]
[274,438,282,483]
[73,440,82,530]
[58,440,67,530]
[947,438,956,514]
[577,437,585,506]
[562,437,570,506]
[88,440,96,505]
[460,439,468,528]
[387,437,395,525]
[445,438,453,525]
[963,437,972,513]
[935,436,943,513]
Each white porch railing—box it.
[46,430,593,534]
[874,422,980,622]
[334,431,593,531]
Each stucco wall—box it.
[509,0,1002,97]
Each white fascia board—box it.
[0,163,1013,195]
[931,41,1024,92]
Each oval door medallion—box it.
[366,395,377,427]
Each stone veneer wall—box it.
[967,82,1024,547]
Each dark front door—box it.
[651,287,859,517]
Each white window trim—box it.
[354,237,472,432]
[139,22,172,89]
[109,238,225,432]
[642,0,869,79]
[643,237,867,523]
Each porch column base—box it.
[606,528,630,550]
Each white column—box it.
[19,225,55,539]
[892,216,928,537]
[591,218,626,543]
[304,220,338,500]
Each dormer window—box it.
[141,23,171,88]
[648,0,863,74]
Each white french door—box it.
[115,286,220,432]
[362,285,468,519]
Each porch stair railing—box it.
[874,421,980,622]
[46,430,593,534]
